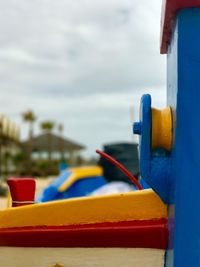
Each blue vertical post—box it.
[162,2,200,267]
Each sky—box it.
[0,0,166,157]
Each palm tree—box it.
[22,110,37,137]
[11,151,26,175]
[2,151,11,178]
[21,110,37,172]
[40,121,55,162]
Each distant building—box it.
[21,133,85,165]
[0,115,20,175]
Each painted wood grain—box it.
[0,189,167,228]
[0,247,165,267]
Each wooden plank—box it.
[161,0,200,53]
[0,219,168,249]
[0,190,167,228]
[0,247,165,267]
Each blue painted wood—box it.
[134,94,172,203]
[165,8,178,267]
[136,94,151,181]
[166,8,200,267]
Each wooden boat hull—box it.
[0,220,167,248]
[0,247,165,267]
[0,189,168,267]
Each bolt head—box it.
[133,122,142,135]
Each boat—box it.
[2,0,199,266]
[38,166,107,202]
[0,178,168,267]
[38,143,143,202]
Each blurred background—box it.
[0,0,166,198]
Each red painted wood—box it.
[161,0,200,54]
[7,178,36,207]
[0,219,168,249]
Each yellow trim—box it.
[7,192,12,208]
[0,190,167,228]
[151,107,173,151]
[58,166,103,192]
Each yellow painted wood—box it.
[58,166,103,192]
[0,189,167,228]
[7,192,12,208]
[151,107,172,151]
[0,247,165,267]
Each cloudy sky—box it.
[0,0,166,157]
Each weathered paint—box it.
[161,0,200,53]
[0,190,167,228]
[0,219,168,249]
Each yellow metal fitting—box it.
[151,107,173,151]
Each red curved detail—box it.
[161,0,200,54]
[96,149,142,190]
[0,219,168,249]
